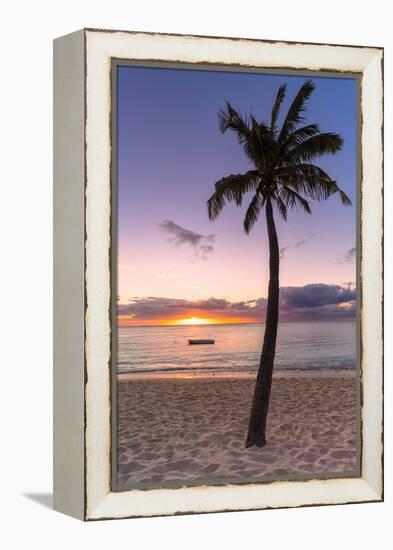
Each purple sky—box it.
[116,65,357,325]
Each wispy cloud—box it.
[159,220,215,260]
[118,283,356,324]
[338,246,356,264]
[199,244,214,260]
[280,238,308,260]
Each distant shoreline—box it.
[118,319,357,329]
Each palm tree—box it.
[207,81,352,448]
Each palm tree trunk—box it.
[246,196,280,448]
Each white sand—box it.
[117,373,357,486]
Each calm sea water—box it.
[117,322,357,376]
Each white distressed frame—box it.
[56,29,383,521]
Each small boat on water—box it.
[188,339,215,345]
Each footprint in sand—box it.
[331,450,356,459]
[296,451,319,463]
[204,463,219,474]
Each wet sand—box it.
[117,373,357,486]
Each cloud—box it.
[199,244,214,260]
[279,245,291,260]
[280,238,308,259]
[118,296,243,323]
[279,284,356,321]
[280,284,355,309]
[118,283,356,324]
[342,281,356,289]
[159,220,215,260]
[338,246,356,264]
[293,239,307,249]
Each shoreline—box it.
[117,368,357,382]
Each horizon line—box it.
[118,319,356,328]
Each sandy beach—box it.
[116,372,358,486]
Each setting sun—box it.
[176,317,211,325]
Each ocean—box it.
[117,322,357,377]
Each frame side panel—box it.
[360,52,384,498]
[53,29,86,520]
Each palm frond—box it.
[337,189,352,206]
[278,80,315,143]
[207,171,260,220]
[272,192,288,220]
[277,186,312,215]
[284,124,320,149]
[278,162,326,184]
[244,194,265,234]
[250,116,265,164]
[218,102,249,136]
[217,103,262,166]
[276,164,335,201]
[285,132,343,163]
[270,84,286,133]
[277,163,352,206]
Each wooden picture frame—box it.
[53,28,383,521]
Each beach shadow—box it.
[23,492,53,509]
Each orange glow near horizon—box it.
[118,315,262,327]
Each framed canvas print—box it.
[53,29,383,521]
